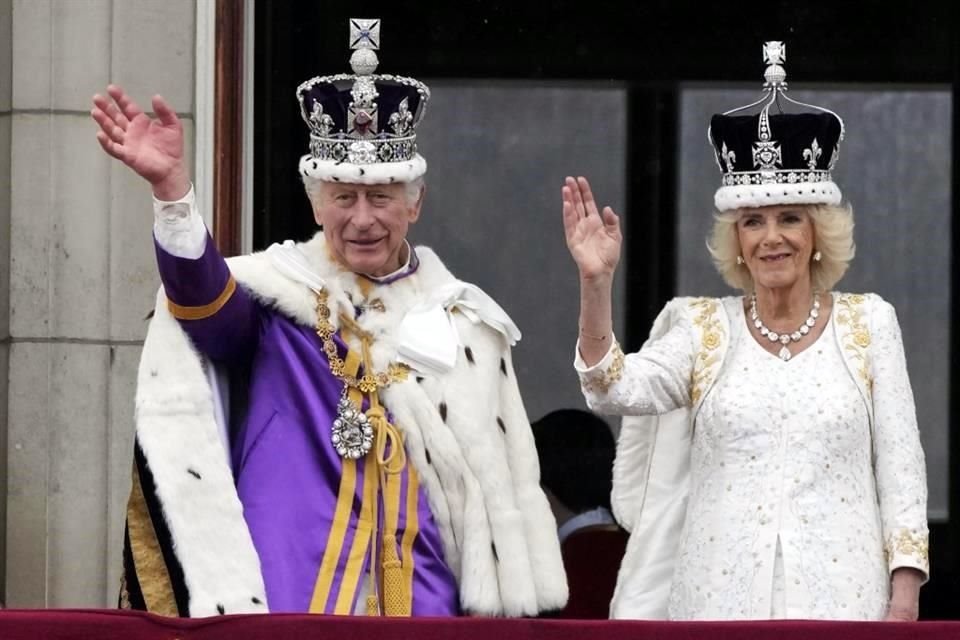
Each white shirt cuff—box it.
[573,333,620,373]
[153,184,208,259]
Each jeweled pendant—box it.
[778,345,792,361]
[331,394,374,459]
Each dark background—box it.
[254,1,959,618]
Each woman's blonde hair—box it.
[706,203,856,292]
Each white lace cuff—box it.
[153,184,207,259]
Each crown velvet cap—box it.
[709,41,845,212]
[297,18,430,185]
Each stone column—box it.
[4,0,196,607]
[0,0,12,607]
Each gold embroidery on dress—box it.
[583,342,626,394]
[690,298,724,405]
[885,529,930,567]
[835,294,873,396]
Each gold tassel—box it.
[366,593,380,616]
[381,534,409,616]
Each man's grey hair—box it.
[303,176,425,208]
[403,176,425,206]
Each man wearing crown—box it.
[90,18,566,618]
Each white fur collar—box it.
[226,233,519,375]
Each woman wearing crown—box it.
[563,43,928,621]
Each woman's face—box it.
[737,205,815,291]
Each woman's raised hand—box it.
[91,84,189,200]
[562,176,622,282]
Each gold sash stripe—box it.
[309,347,364,613]
[334,447,377,614]
[167,275,237,321]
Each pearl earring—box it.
[736,256,745,265]
[813,251,822,262]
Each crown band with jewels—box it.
[296,19,431,185]
[722,169,834,187]
[708,41,846,212]
[298,73,421,163]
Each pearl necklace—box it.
[749,292,821,361]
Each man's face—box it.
[313,181,422,277]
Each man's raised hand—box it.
[91,85,189,200]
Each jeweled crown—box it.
[296,19,430,183]
[708,41,846,212]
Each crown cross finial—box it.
[763,41,785,66]
[763,41,787,89]
[350,19,380,50]
[349,19,381,77]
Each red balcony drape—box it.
[0,609,958,640]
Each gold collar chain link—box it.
[314,289,409,393]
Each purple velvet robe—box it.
[155,235,459,615]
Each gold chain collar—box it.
[314,289,409,393]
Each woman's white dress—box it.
[576,294,928,620]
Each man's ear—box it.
[408,184,426,223]
[310,191,325,227]
[306,180,326,227]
